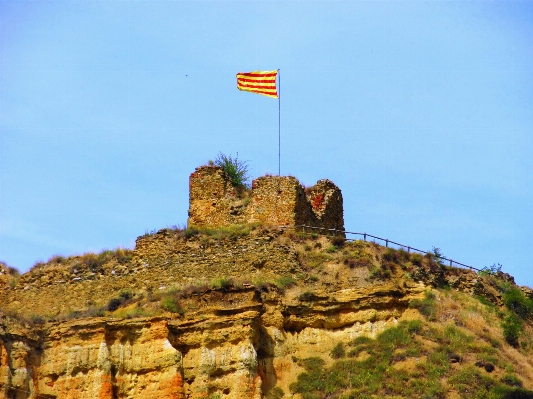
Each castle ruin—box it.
[187,166,345,233]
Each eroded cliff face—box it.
[1,273,426,398]
[2,228,531,398]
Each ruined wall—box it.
[187,166,249,228]
[188,166,345,232]
[248,176,313,227]
[3,228,301,317]
[306,179,345,232]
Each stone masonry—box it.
[188,166,345,232]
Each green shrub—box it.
[442,324,474,354]
[492,386,533,398]
[214,152,250,188]
[119,290,132,300]
[290,357,328,398]
[432,247,445,266]
[160,297,184,314]
[326,245,338,253]
[330,342,346,359]
[298,250,330,269]
[410,253,423,266]
[330,236,346,247]
[274,275,296,290]
[409,291,437,320]
[406,319,423,334]
[205,224,251,239]
[475,295,497,308]
[448,366,495,396]
[107,298,123,311]
[479,263,502,277]
[266,386,284,399]
[29,315,46,325]
[290,316,533,399]
[48,255,66,264]
[82,254,100,270]
[349,335,374,347]
[502,313,523,347]
[347,335,373,357]
[86,306,106,317]
[181,224,256,241]
[377,324,412,349]
[502,287,533,320]
[97,250,114,264]
[210,277,233,290]
[67,310,83,319]
[382,248,410,264]
[301,357,325,372]
[501,374,523,388]
[115,248,133,264]
[183,226,200,238]
[299,291,316,301]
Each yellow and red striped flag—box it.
[236,70,278,99]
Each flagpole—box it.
[278,69,281,176]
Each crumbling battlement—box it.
[188,166,345,232]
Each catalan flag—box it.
[236,70,278,99]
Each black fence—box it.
[278,224,482,273]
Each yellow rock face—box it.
[3,228,501,398]
[0,274,428,399]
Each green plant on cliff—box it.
[479,263,503,277]
[160,296,185,315]
[431,246,446,267]
[330,342,346,359]
[502,286,533,320]
[502,313,523,347]
[210,277,233,289]
[2,262,20,288]
[409,290,437,320]
[214,152,250,188]
[499,285,533,347]
[274,275,296,290]
[290,319,533,399]
[266,386,285,399]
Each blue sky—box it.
[1,1,532,287]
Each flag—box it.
[236,70,278,99]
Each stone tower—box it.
[188,166,345,233]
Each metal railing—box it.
[277,224,482,273]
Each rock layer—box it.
[1,277,425,398]
[3,228,531,398]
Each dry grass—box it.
[431,289,533,390]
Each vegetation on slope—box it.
[290,289,533,399]
[2,226,533,398]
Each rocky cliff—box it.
[1,228,532,398]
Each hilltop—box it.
[1,167,532,399]
[2,225,533,399]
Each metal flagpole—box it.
[278,69,281,176]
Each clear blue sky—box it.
[1,1,532,287]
